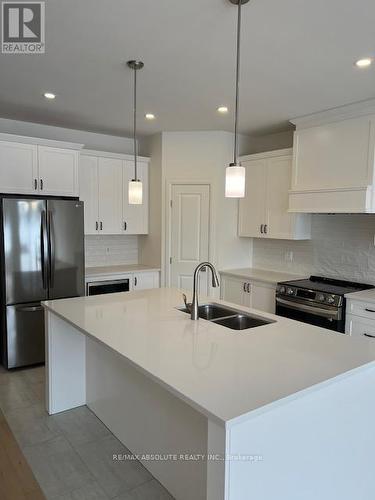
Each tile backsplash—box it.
[85,235,138,267]
[253,215,375,284]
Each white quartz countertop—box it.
[345,288,375,303]
[219,267,306,285]
[43,288,375,425]
[85,264,160,278]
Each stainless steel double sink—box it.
[178,303,275,331]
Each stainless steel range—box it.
[276,276,374,333]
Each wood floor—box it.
[0,408,45,500]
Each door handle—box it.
[124,221,127,231]
[100,221,103,231]
[365,308,375,313]
[260,224,264,234]
[16,305,44,313]
[246,283,251,293]
[134,276,138,287]
[40,179,43,191]
[95,221,98,231]
[47,210,55,288]
[40,211,48,290]
[243,282,247,292]
[34,178,38,190]
[264,224,268,234]
[364,333,375,339]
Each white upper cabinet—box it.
[123,160,149,234]
[0,141,38,194]
[79,150,150,235]
[98,157,123,235]
[79,155,99,235]
[0,134,82,197]
[239,149,311,240]
[289,103,375,213]
[38,146,79,196]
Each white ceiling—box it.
[0,0,374,138]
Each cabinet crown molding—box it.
[0,132,84,150]
[290,99,375,129]
[82,148,150,163]
[240,148,292,162]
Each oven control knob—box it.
[317,294,326,302]
[287,287,295,296]
[326,296,335,304]
[279,286,286,295]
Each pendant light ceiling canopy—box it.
[127,60,144,205]
[225,0,249,198]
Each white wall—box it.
[0,117,137,154]
[253,214,375,284]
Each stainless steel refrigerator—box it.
[0,197,85,369]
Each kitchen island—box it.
[43,288,375,500]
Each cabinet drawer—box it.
[346,314,375,339]
[347,300,375,320]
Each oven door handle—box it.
[276,297,340,320]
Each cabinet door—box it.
[220,275,247,306]
[238,159,267,237]
[0,141,38,194]
[123,161,149,234]
[38,146,79,196]
[251,282,275,314]
[97,158,123,234]
[79,155,99,235]
[266,156,293,239]
[133,272,159,290]
[346,314,375,340]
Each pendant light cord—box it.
[133,67,138,181]
[233,0,242,165]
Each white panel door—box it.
[238,159,267,237]
[123,160,149,234]
[221,276,246,306]
[170,185,210,294]
[0,141,38,194]
[251,282,276,313]
[79,155,99,235]
[97,157,123,235]
[266,156,293,239]
[38,146,79,196]
[133,272,159,290]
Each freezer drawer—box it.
[6,302,45,368]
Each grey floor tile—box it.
[5,401,62,448]
[21,365,46,384]
[28,379,46,404]
[75,435,152,499]
[50,482,110,500]
[114,480,174,500]
[0,373,34,411]
[52,406,111,447]
[23,435,96,498]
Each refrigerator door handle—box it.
[47,210,55,289]
[16,305,44,312]
[40,211,48,290]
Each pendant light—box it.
[127,60,144,205]
[225,0,249,198]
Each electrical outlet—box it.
[285,250,294,263]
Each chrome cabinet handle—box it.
[95,221,98,231]
[34,178,38,190]
[40,179,43,190]
[364,333,375,339]
[365,308,375,313]
[100,221,103,231]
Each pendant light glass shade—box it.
[225,164,246,198]
[128,179,143,205]
[225,0,247,199]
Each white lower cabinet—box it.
[220,274,276,314]
[133,271,160,290]
[346,298,375,339]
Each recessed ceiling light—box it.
[43,92,56,99]
[145,113,156,120]
[355,58,373,68]
[217,106,229,114]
